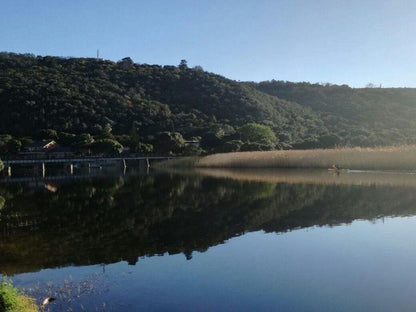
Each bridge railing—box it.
[2,155,173,165]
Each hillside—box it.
[250,80,416,147]
[0,53,324,155]
[1,52,416,155]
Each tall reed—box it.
[196,146,416,170]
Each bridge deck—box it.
[3,157,171,165]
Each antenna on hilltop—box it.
[97,49,100,59]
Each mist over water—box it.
[1,169,416,311]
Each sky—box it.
[1,0,416,87]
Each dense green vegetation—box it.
[1,52,416,155]
[250,80,416,148]
[0,278,38,312]
[0,52,322,155]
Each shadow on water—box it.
[1,168,416,275]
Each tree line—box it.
[0,53,326,157]
[1,52,416,159]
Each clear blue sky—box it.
[1,0,416,87]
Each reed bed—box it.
[196,146,416,171]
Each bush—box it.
[135,143,153,154]
[153,132,185,154]
[90,139,123,155]
[0,279,19,311]
[221,140,243,153]
[238,123,277,150]
[0,278,37,312]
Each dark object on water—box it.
[331,164,341,170]
[41,297,55,308]
[328,164,348,175]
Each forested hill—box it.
[250,81,416,147]
[1,52,416,155]
[0,52,324,154]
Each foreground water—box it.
[1,168,416,311]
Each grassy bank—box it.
[192,146,416,171]
[0,278,38,312]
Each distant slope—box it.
[0,53,325,151]
[2,52,416,151]
[250,81,416,147]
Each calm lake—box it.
[1,168,416,311]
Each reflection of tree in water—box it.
[0,195,4,211]
[27,273,113,312]
[0,174,416,274]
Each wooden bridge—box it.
[2,156,172,177]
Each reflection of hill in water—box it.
[1,171,416,275]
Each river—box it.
[1,168,416,311]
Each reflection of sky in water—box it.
[12,216,416,312]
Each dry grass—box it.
[196,146,416,170]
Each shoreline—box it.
[158,146,416,171]
[0,278,38,312]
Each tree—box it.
[117,57,134,69]
[6,139,22,154]
[74,133,94,148]
[96,124,114,140]
[135,143,153,154]
[221,140,243,153]
[37,129,59,141]
[153,132,185,154]
[193,65,204,71]
[115,135,133,148]
[178,59,188,70]
[90,139,123,155]
[0,135,12,155]
[317,134,341,148]
[0,135,22,155]
[0,159,3,172]
[238,123,278,151]
[58,132,77,146]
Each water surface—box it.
[1,169,416,311]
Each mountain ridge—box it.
[1,52,416,154]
